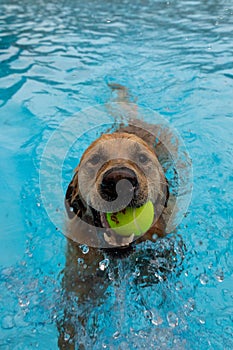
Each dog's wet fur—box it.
[57,84,183,349]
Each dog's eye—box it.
[138,153,149,164]
[88,154,101,165]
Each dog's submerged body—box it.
[58,85,182,349]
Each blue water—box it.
[0,0,233,349]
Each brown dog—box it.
[57,86,179,350]
[65,131,169,248]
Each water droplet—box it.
[77,258,84,265]
[199,318,206,324]
[199,273,209,285]
[151,312,163,326]
[19,298,30,307]
[113,330,120,339]
[79,244,89,254]
[215,269,224,282]
[1,315,15,329]
[133,267,140,277]
[152,234,158,240]
[64,332,70,341]
[184,298,195,312]
[99,258,109,271]
[167,311,179,328]
[144,309,152,320]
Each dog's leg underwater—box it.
[57,240,109,349]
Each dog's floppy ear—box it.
[65,166,87,219]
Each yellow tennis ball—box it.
[106,201,154,237]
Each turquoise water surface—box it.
[0,0,233,349]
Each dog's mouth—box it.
[98,199,155,248]
[93,166,150,247]
[99,211,135,247]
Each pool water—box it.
[0,0,233,349]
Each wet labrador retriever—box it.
[57,85,182,349]
[65,131,169,246]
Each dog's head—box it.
[66,132,168,246]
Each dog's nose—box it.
[100,167,138,201]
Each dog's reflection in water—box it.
[57,85,186,349]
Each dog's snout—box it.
[100,167,138,201]
[102,167,138,187]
